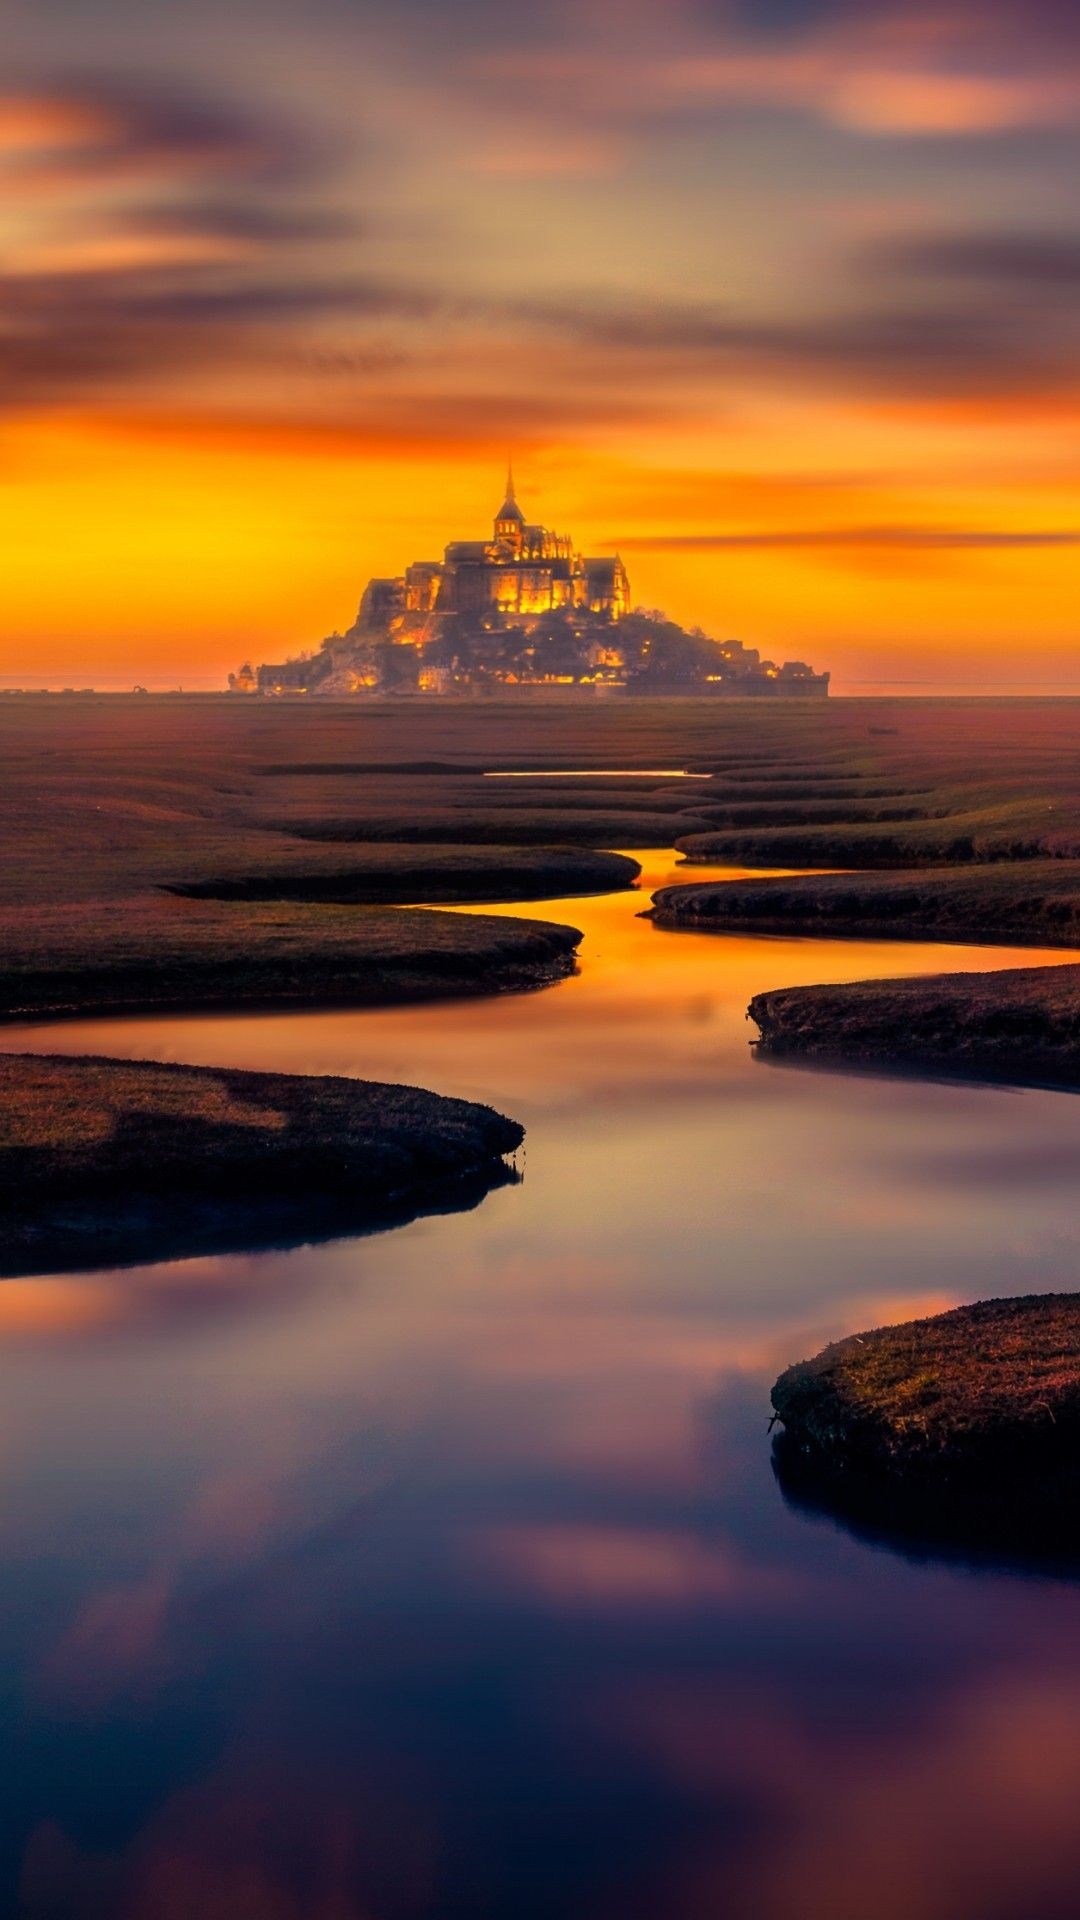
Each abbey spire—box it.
[494,460,525,552]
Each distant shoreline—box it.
[4,687,1080,702]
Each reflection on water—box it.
[772,1432,1080,1582]
[3,855,1080,1918]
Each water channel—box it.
[3,852,1080,1918]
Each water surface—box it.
[3,855,1080,1920]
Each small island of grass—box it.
[0,1052,524,1277]
[772,1294,1080,1478]
[165,843,641,906]
[770,1294,1080,1569]
[748,961,1080,1089]
[0,900,583,1024]
[652,863,1080,948]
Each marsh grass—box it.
[654,862,1080,946]
[163,844,640,905]
[3,693,1078,1044]
[748,963,1080,1086]
[0,898,582,1021]
[772,1294,1080,1476]
[0,1053,524,1277]
[678,787,1080,867]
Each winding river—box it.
[3,852,1080,1919]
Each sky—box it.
[2,0,1079,691]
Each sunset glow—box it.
[3,0,1079,690]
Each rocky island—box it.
[231,473,829,700]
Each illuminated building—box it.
[237,473,828,696]
[355,468,630,635]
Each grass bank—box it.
[167,844,640,905]
[0,1053,523,1277]
[770,1294,1080,1568]
[0,900,581,1023]
[652,863,1080,947]
[772,1294,1080,1477]
[3,693,1077,1054]
[266,805,709,848]
[748,962,1080,1088]
[678,789,1080,869]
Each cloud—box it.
[821,69,1068,135]
[874,230,1080,290]
[705,0,1080,62]
[0,266,426,410]
[0,77,324,192]
[149,202,361,246]
[653,48,1075,137]
[2,54,1078,426]
[508,291,1080,399]
[616,525,1080,550]
[459,2,1080,148]
[0,78,387,410]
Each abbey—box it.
[231,474,829,697]
[356,470,630,637]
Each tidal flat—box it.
[163,843,640,905]
[0,899,584,1023]
[2,839,1078,1918]
[772,1293,1080,1476]
[3,690,1079,1082]
[3,716,1080,1914]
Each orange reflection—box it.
[603,1674,1080,1920]
[470,1522,790,1609]
[0,1254,291,1343]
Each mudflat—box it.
[4,692,1078,1079]
[4,693,1076,905]
[163,844,640,905]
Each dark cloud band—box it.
[616,526,1080,550]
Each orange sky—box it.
[2,0,1079,690]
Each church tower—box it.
[494,462,525,556]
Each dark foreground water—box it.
[3,855,1080,1920]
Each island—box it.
[770,1294,1080,1566]
[230,473,829,699]
[747,962,1080,1090]
[0,1053,524,1277]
